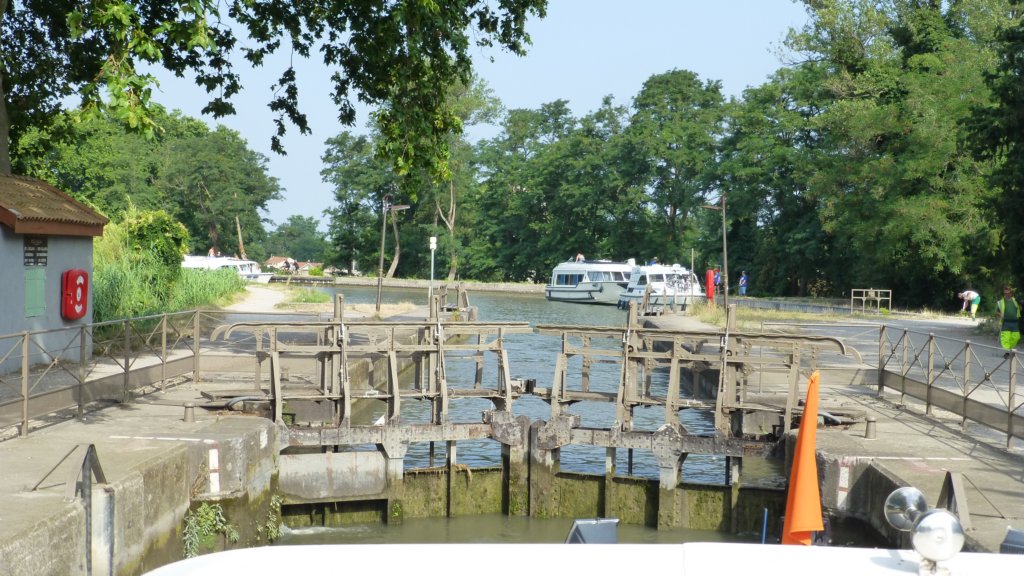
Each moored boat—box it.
[182,254,275,283]
[616,262,704,310]
[544,257,635,305]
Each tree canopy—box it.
[17,109,281,261]
[11,0,1024,312]
[0,0,548,183]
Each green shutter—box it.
[25,268,46,317]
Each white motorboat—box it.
[616,262,705,310]
[182,255,274,284]
[544,258,634,305]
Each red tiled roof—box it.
[265,256,289,266]
[0,174,108,237]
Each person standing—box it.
[739,271,748,296]
[958,289,980,320]
[997,285,1021,357]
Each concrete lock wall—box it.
[0,417,279,576]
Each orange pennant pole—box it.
[781,370,824,545]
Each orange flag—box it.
[781,370,824,545]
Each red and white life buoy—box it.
[61,269,89,321]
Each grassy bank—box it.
[93,220,246,322]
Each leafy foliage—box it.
[12,0,1024,311]
[182,502,239,559]
[1,0,549,185]
[17,110,279,260]
[265,215,328,262]
[93,208,241,321]
[321,131,397,275]
[971,0,1024,288]
[124,208,190,269]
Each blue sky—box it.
[149,1,810,230]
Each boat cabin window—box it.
[555,273,584,286]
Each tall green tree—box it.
[1,0,548,184]
[321,131,398,276]
[16,108,208,217]
[409,75,502,281]
[625,69,725,250]
[472,101,577,281]
[784,0,1004,304]
[972,0,1024,286]
[714,74,828,296]
[155,125,280,260]
[17,109,279,260]
[266,215,328,262]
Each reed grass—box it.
[93,221,246,322]
[167,269,246,310]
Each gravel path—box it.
[223,285,289,313]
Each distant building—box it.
[264,255,290,271]
[0,174,108,374]
[296,261,323,275]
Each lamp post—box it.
[429,236,437,305]
[374,195,410,313]
[701,194,729,311]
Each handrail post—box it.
[962,343,972,432]
[877,325,886,397]
[901,328,909,376]
[160,313,168,389]
[1009,357,1017,449]
[21,332,29,437]
[926,334,935,415]
[900,328,909,404]
[193,311,201,384]
[123,319,131,402]
[78,325,86,419]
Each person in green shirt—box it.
[997,285,1021,357]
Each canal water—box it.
[278,284,784,545]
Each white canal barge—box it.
[182,254,275,283]
[616,262,705,310]
[544,258,635,305]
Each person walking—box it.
[739,271,748,296]
[958,289,980,320]
[997,285,1021,358]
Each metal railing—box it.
[5,304,1021,452]
[878,325,1024,448]
[850,288,892,313]
[0,311,199,436]
[0,308,343,438]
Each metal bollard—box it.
[183,401,196,423]
[865,416,877,439]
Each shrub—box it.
[93,211,243,321]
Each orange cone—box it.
[781,370,824,545]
